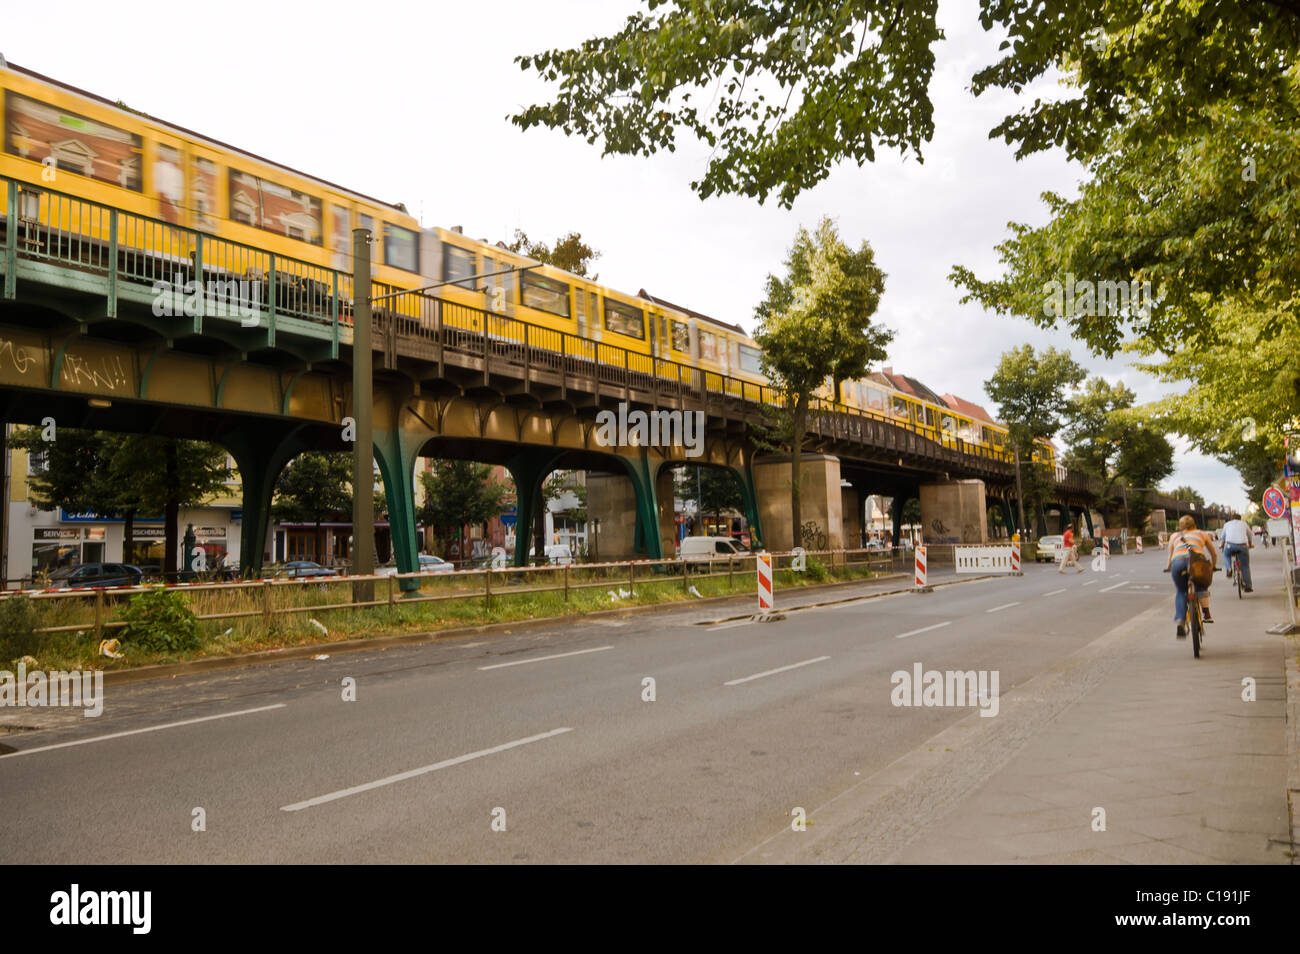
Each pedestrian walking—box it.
[1058,525,1083,573]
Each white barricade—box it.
[954,544,1019,574]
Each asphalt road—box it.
[0,553,1204,863]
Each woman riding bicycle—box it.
[1164,515,1218,637]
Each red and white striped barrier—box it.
[756,552,773,611]
[1011,542,1021,572]
[915,545,928,587]
[1102,537,1111,557]
[1135,537,1143,554]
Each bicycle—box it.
[1232,553,1244,600]
[1177,557,1214,658]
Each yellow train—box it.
[0,60,1058,474]
[0,61,421,291]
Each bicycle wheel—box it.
[1235,559,1244,599]
[1189,602,1201,658]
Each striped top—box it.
[1169,530,1214,559]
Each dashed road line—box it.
[280,727,574,811]
[1042,588,1067,597]
[477,646,613,670]
[1099,581,1129,593]
[0,704,287,759]
[986,602,1021,614]
[724,656,831,686]
[895,621,952,640]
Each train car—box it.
[0,61,421,295]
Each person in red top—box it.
[1058,525,1083,573]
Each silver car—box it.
[1035,535,1065,563]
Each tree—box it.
[504,230,601,278]
[754,218,892,547]
[10,429,231,573]
[417,460,511,560]
[273,452,354,564]
[511,2,1296,208]
[1169,486,1206,509]
[1062,378,1137,522]
[676,465,744,534]
[984,346,1086,534]
[1115,427,1175,531]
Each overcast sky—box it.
[5,0,1241,508]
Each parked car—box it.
[48,563,144,589]
[680,536,746,562]
[1035,535,1065,563]
[375,554,455,576]
[545,544,573,565]
[282,561,338,579]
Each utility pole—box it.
[1013,439,1027,539]
[351,228,375,602]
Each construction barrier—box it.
[954,544,1019,574]
[1011,542,1021,572]
[756,552,773,611]
[1102,537,1111,557]
[915,546,928,587]
[1136,537,1143,554]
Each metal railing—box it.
[0,548,930,642]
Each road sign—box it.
[1263,486,1287,518]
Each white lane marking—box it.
[477,645,613,670]
[724,656,831,686]
[1042,588,1067,597]
[986,601,1021,613]
[1082,580,1097,586]
[0,704,287,760]
[281,727,573,812]
[895,621,952,640]
[1099,581,1129,592]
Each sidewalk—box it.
[746,576,1296,864]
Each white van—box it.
[545,544,573,565]
[680,536,745,562]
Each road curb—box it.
[1285,634,1300,863]
[97,569,919,686]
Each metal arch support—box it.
[506,447,569,567]
[281,365,313,416]
[214,360,243,409]
[373,426,425,592]
[138,346,171,400]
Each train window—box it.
[739,344,762,374]
[329,205,350,265]
[191,157,219,230]
[670,320,690,353]
[443,244,477,290]
[892,396,910,420]
[941,414,956,433]
[522,272,571,317]
[228,168,322,244]
[4,91,143,191]
[483,256,517,305]
[155,144,184,224]
[924,406,935,428]
[603,299,645,339]
[383,223,419,272]
[865,387,885,411]
[699,330,719,363]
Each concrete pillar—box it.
[919,479,988,544]
[656,466,677,557]
[753,454,843,552]
[586,472,640,560]
[841,485,861,549]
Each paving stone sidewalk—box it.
[889,586,1295,864]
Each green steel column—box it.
[222,426,311,578]
[506,449,565,567]
[373,428,422,592]
[4,180,15,299]
[890,495,905,547]
[351,229,375,599]
[997,498,1016,540]
[622,454,663,560]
